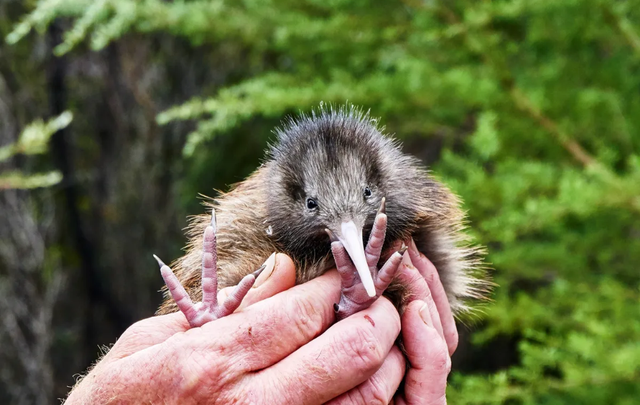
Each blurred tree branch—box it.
[0,154,65,405]
[436,2,599,169]
[0,111,69,189]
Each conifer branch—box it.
[603,6,640,57]
[508,88,596,168]
[436,3,598,168]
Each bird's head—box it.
[265,107,418,296]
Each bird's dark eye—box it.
[363,187,372,198]
[306,197,318,210]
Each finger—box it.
[325,346,405,405]
[100,312,189,365]
[217,253,296,310]
[254,297,401,404]
[395,252,445,340]
[201,212,219,310]
[408,238,458,355]
[398,300,450,405]
[198,269,343,372]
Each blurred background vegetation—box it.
[1,0,639,403]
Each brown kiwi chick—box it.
[155,106,487,325]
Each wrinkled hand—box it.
[65,254,396,404]
[66,247,455,404]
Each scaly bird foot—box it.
[154,209,263,327]
[330,198,405,320]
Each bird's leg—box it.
[154,210,263,327]
[330,200,405,320]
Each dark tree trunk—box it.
[46,23,132,369]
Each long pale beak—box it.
[338,221,376,298]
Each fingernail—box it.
[253,252,276,288]
[210,208,217,232]
[419,302,433,326]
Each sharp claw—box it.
[252,263,267,278]
[153,254,166,268]
[210,208,217,232]
[325,228,339,243]
[377,197,386,215]
[398,246,408,255]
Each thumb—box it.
[217,253,297,311]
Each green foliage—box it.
[0,111,72,161]
[9,0,640,403]
[0,171,63,189]
[449,279,640,403]
[0,111,70,189]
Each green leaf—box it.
[0,171,63,189]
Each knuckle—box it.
[337,392,362,405]
[429,345,452,374]
[285,291,326,341]
[119,320,147,340]
[363,375,392,405]
[337,325,385,373]
[219,380,263,405]
[344,387,387,405]
[175,349,225,401]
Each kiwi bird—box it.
[155,106,486,325]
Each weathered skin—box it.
[66,256,456,404]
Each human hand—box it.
[66,253,405,404]
[328,239,456,405]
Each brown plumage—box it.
[157,106,488,317]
